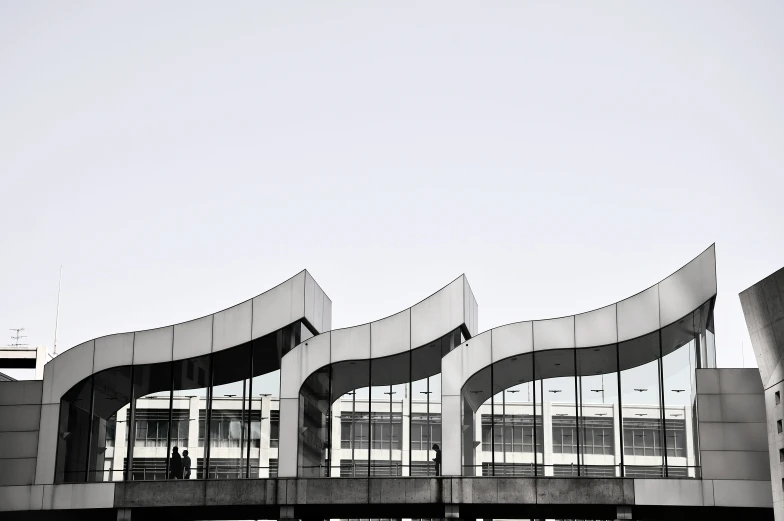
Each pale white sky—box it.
[2,2,783,379]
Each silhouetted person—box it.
[182,449,191,479]
[432,444,442,476]
[170,446,183,479]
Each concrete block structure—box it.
[741,267,784,521]
[0,247,778,520]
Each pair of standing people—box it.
[169,447,191,479]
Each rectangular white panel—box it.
[411,277,465,348]
[304,271,316,329]
[42,341,94,404]
[252,271,306,338]
[0,431,39,459]
[35,404,59,484]
[212,300,252,352]
[133,326,173,365]
[280,332,331,399]
[659,246,717,327]
[323,297,333,331]
[0,381,43,406]
[93,333,134,374]
[277,397,299,477]
[700,450,771,480]
[370,310,411,358]
[444,332,492,397]
[698,422,767,452]
[0,458,36,486]
[712,480,773,508]
[0,405,41,432]
[0,484,33,511]
[575,304,617,348]
[331,325,370,364]
[441,395,462,476]
[533,316,575,351]
[441,348,463,397]
[492,321,533,363]
[617,285,660,342]
[633,478,705,506]
[173,316,212,361]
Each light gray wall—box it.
[740,267,784,521]
[696,369,770,482]
[0,381,42,486]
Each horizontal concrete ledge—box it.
[113,477,636,508]
[0,477,773,513]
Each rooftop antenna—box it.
[741,341,744,369]
[53,265,62,356]
[10,328,27,347]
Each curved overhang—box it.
[39,269,331,407]
[277,274,478,477]
[438,244,717,476]
[279,274,478,402]
[443,244,716,402]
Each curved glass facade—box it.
[50,248,716,482]
[460,303,713,478]
[54,321,311,483]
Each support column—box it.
[116,508,132,521]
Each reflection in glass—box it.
[208,344,250,478]
[536,350,577,476]
[89,366,132,482]
[55,376,93,483]
[662,311,698,477]
[129,362,173,481]
[173,355,210,479]
[577,345,620,476]
[620,332,664,478]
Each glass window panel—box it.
[661,311,698,477]
[536,349,577,476]
[130,362,173,481]
[89,366,132,482]
[209,343,251,478]
[577,344,620,476]
[620,331,664,477]
[55,376,93,483]
[172,355,210,479]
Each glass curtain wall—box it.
[536,349,578,477]
[208,344,251,478]
[298,328,461,478]
[89,366,132,482]
[129,362,173,481]
[661,311,699,478]
[619,332,664,478]
[55,376,93,483]
[576,345,620,477]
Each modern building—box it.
[0,247,778,520]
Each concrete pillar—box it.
[116,508,132,521]
[402,387,410,476]
[187,397,199,478]
[113,406,128,481]
[542,401,552,476]
[612,402,622,476]
[259,395,271,477]
[34,346,47,380]
[615,505,632,519]
[330,398,342,477]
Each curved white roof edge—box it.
[40,269,332,406]
[441,244,716,398]
[279,273,479,402]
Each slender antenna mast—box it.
[10,328,27,347]
[741,341,744,369]
[53,265,62,356]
